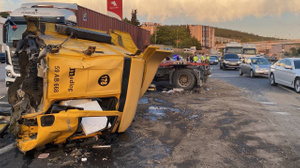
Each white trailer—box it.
[241,44,256,58]
[0,17,6,52]
[223,42,243,58]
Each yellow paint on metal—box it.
[16,20,171,152]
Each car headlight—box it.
[238,61,241,64]
[224,60,229,63]
[6,70,13,78]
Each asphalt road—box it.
[210,63,300,158]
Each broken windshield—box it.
[7,24,27,46]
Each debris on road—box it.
[38,153,50,159]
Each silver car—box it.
[239,57,271,77]
[269,58,300,93]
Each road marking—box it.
[260,102,277,105]
[278,85,296,94]
[272,112,289,115]
[0,102,9,105]
[0,143,17,155]
[211,75,238,78]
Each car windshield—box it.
[210,56,218,59]
[243,49,256,55]
[294,60,300,69]
[209,57,216,60]
[224,54,239,59]
[225,47,242,54]
[251,58,270,65]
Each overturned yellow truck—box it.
[6,17,171,153]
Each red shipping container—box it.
[76,5,150,51]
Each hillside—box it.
[215,27,279,42]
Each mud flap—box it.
[139,47,172,98]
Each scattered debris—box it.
[92,145,111,149]
[38,153,50,159]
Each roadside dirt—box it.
[0,78,299,167]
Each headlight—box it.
[224,60,229,63]
[6,70,13,78]
[238,61,241,64]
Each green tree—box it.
[122,17,131,24]
[290,47,298,56]
[123,10,140,26]
[130,10,140,26]
[297,47,300,55]
[152,25,202,49]
[0,12,9,18]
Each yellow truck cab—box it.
[6,17,171,153]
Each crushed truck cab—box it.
[7,18,171,152]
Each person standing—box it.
[201,55,205,63]
[193,54,199,63]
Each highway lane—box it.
[210,63,300,157]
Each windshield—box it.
[243,49,256,55]
[225,47,242,54]
[209,57,216,60]
[7,24,27,46]
[251,58,270,65]
[224,54,239,59]
[294,60,300,69]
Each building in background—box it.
[140,22,161,35]
[188,25,215,50]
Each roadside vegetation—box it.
[150,25,202,50]
[215,27,280,42]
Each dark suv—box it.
[220,53,241,70]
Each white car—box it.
[269,58,300,93]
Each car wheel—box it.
[269,73,277,86]
[250,70,255,78]
[294,77,300,93]
[239,68,243,76]
[173,69,196,90]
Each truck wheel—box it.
[173,69,196,90]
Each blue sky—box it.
[1,0,300,39]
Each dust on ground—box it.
[0,79,299,167]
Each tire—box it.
[239,68,243,76]
[294,77,300,93]
[250,70,255,78]
[173,69,196,90]
[269,73,277,86]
